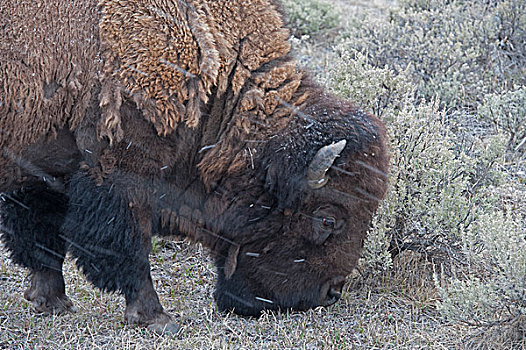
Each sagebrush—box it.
[327,0,526,345]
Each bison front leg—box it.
[0,185,75,314]
[62,173,178,332]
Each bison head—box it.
[211,101,389,316]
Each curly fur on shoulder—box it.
[98,0,292,140]
[1,0,298,145]
[99,0,220,138]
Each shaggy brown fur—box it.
[0,0,100,188]
[1,0,389,329]
[1,0,296,179]
[97,0,304,190]
[0,1,100,144]
[98,0,294,141]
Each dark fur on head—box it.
[207,90,388,315]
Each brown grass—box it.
[1,241,464,350]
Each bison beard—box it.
[0,0,390,331]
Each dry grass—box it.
[1,241,466,350]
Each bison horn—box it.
[307,140,347,189]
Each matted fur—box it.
[0,1,100,151]
[1,0,298,162]
[0,0,100,187]
[99,0,219,138]
[98,0,294,140]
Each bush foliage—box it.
[281,0,341,36]
[323,0,526,342]
[342,0,525,108]
[479,86,526,153]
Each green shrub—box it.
[436,207,526,345]
[328,51,414,117]
[367,99,508,271]
[324,0,526,341]
[338,0,526,110]
[281,0,341,36]
[479,86,526,153]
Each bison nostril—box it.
[320,277,345,307]
[328,287,342,301]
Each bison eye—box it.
[310,215,337,245]
[322,217,336,229]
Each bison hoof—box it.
[24,289,76,315]
[125,308,179,333]
[24,270,76,315]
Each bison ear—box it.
[224,244,240,280]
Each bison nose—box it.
[320,276,346,307]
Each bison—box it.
[0,0,389,331]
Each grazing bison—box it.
[0,0,389,331]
